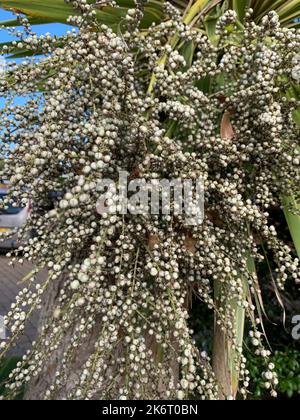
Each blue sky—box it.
[0,9,73,42]
[0,9,73,110]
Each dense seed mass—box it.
[0,1,299,400]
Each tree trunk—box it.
[212,317,233,400]
[23,274,93,400]
[212,306,245,400]
[213,257,254,400]
[24,274,180,400]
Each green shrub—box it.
[0,358,23,400]
[247,349,300,399]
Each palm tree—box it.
[0,0,299,400]
[1,0,300,28]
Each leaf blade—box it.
[0,0,164,28]
[283,196,300,259]
[232,0,251,21]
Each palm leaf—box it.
[254,0,300,23]
[0,0,79,23]
[0,0,164,29]
[213,257,255,399]
[282,87,300,260]
[230,0,251,21]
[281,9,300,25]
[228,0,300,25]
[0,16,55,26]
[283,196,300,259]
[1,0,300,32]
[276,0,300,17]
[253,0,285,16]
[282,119,300,259]
[287,21,300,28]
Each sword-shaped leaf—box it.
[282,87,300,259]
[0,0,164,28]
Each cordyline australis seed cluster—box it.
[0,0,299,400]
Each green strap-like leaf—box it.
[0,0,79,22]
[282,87,300,259]
[283,196,300,259]
[180,40,195,70]
[231,0,251,21]
[276,0,300,17]
[0,0,164,28]
[254,0,300,23]
[253,0,285,16]
[0,16,55,26]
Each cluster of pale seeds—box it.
[0,0,299,400]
